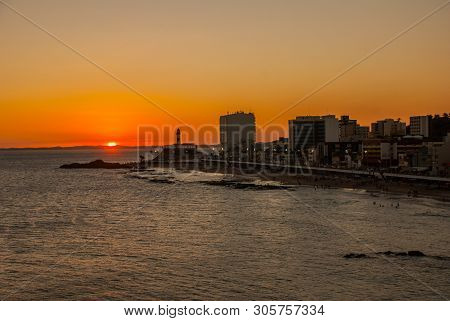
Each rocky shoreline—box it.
[183,163,450,202]
[60,159,450,201]
[60,159,136,169]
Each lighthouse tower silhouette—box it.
[176,128,181,145]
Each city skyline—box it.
[0,111,448,148]
[1,0,449,148]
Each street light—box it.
[364,150,368,170]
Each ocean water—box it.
[0,148,449,300]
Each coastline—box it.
[60,159,450,202]
[254,171,450,202]
[158,162,450,202]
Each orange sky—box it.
[1,0,449,147]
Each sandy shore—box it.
[257,171,450,202]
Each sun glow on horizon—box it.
[0,1,449,149]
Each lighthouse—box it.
[176,128,181,145]
[157,127,196,162]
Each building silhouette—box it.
[410,115,430,137]
[370,119,406,138]
[220,112,256,160]
[339,115,369,142]
[288,115,339,152]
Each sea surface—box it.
[0,148,449,300]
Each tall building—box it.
[436,133,450,175]
[339,116,357,140]
[288,115,339,152]
[429,114,450,140]
[220,112,256,158]
[356,126,369,140]
[410,116,430,137]
[370,119,406,138]
[339,115,369,141]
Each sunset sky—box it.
[1,0,449,147]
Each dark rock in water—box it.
[344,253,369,259]
[345,250,427,259]
[60,159,135,169]
[407,250,425,257]
[205,180,291,190]
[147,179,175,184]
[205,180,239,188]
[376,250,426,257]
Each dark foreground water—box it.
[0,149,449,300]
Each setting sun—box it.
[106,142,118,147]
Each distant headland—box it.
[0,145,138,151]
